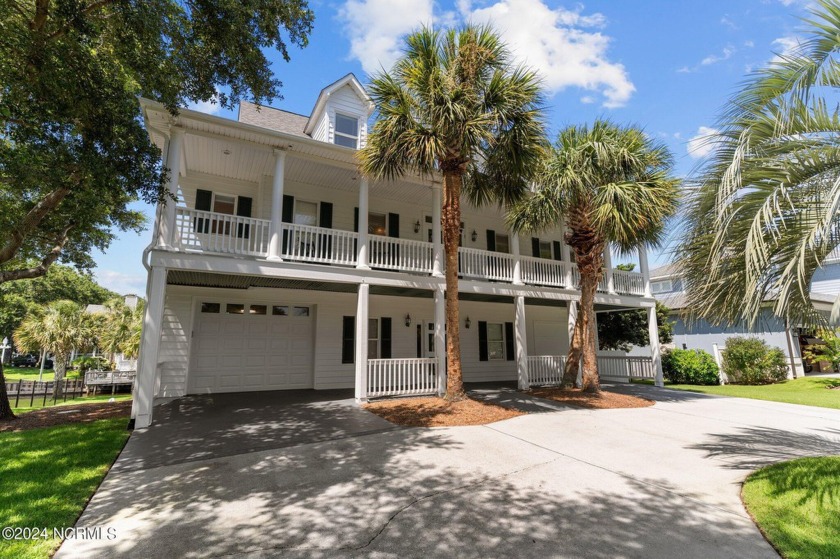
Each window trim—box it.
[494,233,510,254]
[486,322,506,361]
[292,199,319,227]
[334,112,360,148]
[368,317,379,359]
[211,192,237,215]
[369,211,387,236]
[651,279,673,294]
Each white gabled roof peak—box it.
[304,73,374,135]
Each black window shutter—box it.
[380,317,392,358]
[342,316,355,364]
[388,213,400,238]
[478,321,488,361]
[532,237,541,257]
[195,189,213,211]
[320,202,333,229]
[194,189,213,233]
[486,230,496,252]
[416,324,422,358]
[353,207,359,232]
[236,196,253,238]
[505,322,515,361]
[281,195,294,223]
[553,241,563,261]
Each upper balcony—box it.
[170,206,647,296]
[141,98,653,300]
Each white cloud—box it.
[720,16,738,30]
[187,88,223,115]
[772,35,801,60]
[337,0,434,74]
[701,46,735,66]
[337,0,635,108]
[464,0,634,107]
[687,126,719,159]
[744,40,755,48]
[95,270,147,295]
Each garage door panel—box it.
[190,303,314,394]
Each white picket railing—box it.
[597,355,656,379]
[612,270,646,296]
[367,358,438,397]
[369,235,434,273]
[458,247,514,282]
[520,256,570,288]
[282,223,358,266]
[175,208,271,257]
[527,355,567,386]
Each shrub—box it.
[722,337,788,385]
[71,356,110,374]
[662,348,720,385]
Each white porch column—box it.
[638,244,652,297]
[354,283,370,401]
[131,266,167,428]
[604,246,615,294]
[511,232,523,285]
[267,149,286,261]
[357,178,370,269]
[158,127,185,250]
[560,221,573,287]
[648,305,664,387]
[514,295,529,389]
[434,286,446,395]
[432,184,443,277]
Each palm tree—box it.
[359,25,545,399]
[98,297,145,363]
[508,121,679,392]
[679,0,840,328]
[15,300,96,397]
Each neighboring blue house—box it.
[649,264,839,377]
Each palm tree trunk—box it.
[442,168,465,400]
[0,363,15,420]
[53,355,66,398]
[564,310,583,387]
[579,275,600,393]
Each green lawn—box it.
[12,393,132,414]
[742,456,840,559]
[2,367,80,382]
[663,377,840,410]
[0,418,130,559]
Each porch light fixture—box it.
[471,230,477,242]
[465,317,471,329]
[405,314,412,327]
[414,220,421,233]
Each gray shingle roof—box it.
[237,101,310,138]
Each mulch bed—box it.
[528,387,654,409]
[365,396,524,427]
[0,401,132,433]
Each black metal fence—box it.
[4,379,86,409]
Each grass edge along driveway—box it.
[664,377,840,410]
[742,456,840,559]
[0,417,130,559]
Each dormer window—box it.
[334,113,359,148]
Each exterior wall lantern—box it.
[405,314,412,327]
[471,230,477,242]
[465,317,471,329]
[414,220,421,233]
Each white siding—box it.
[325,85,369,148]
[811,262,840,295]
[156,289,193,397]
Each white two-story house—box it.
[131,74,663,428]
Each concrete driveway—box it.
[58,386,840,559]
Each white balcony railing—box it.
[520,256,570,288]
[367,358,438,397]
[175,208,271,257]
[527,355,567,386]
[282,223,358,266]
[597,356,656,379]
[369,235,434,273]
[458,247,514,282]
[612,270,646,296]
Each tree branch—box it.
[0,187,71,265]
[0,223,74,284]
[47,0,119,40]
[30,0,50,32]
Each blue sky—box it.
[92,0,815,294]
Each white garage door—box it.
[189,302,315,393]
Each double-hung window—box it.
[487,323,505,360]
[334,113,359,148]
